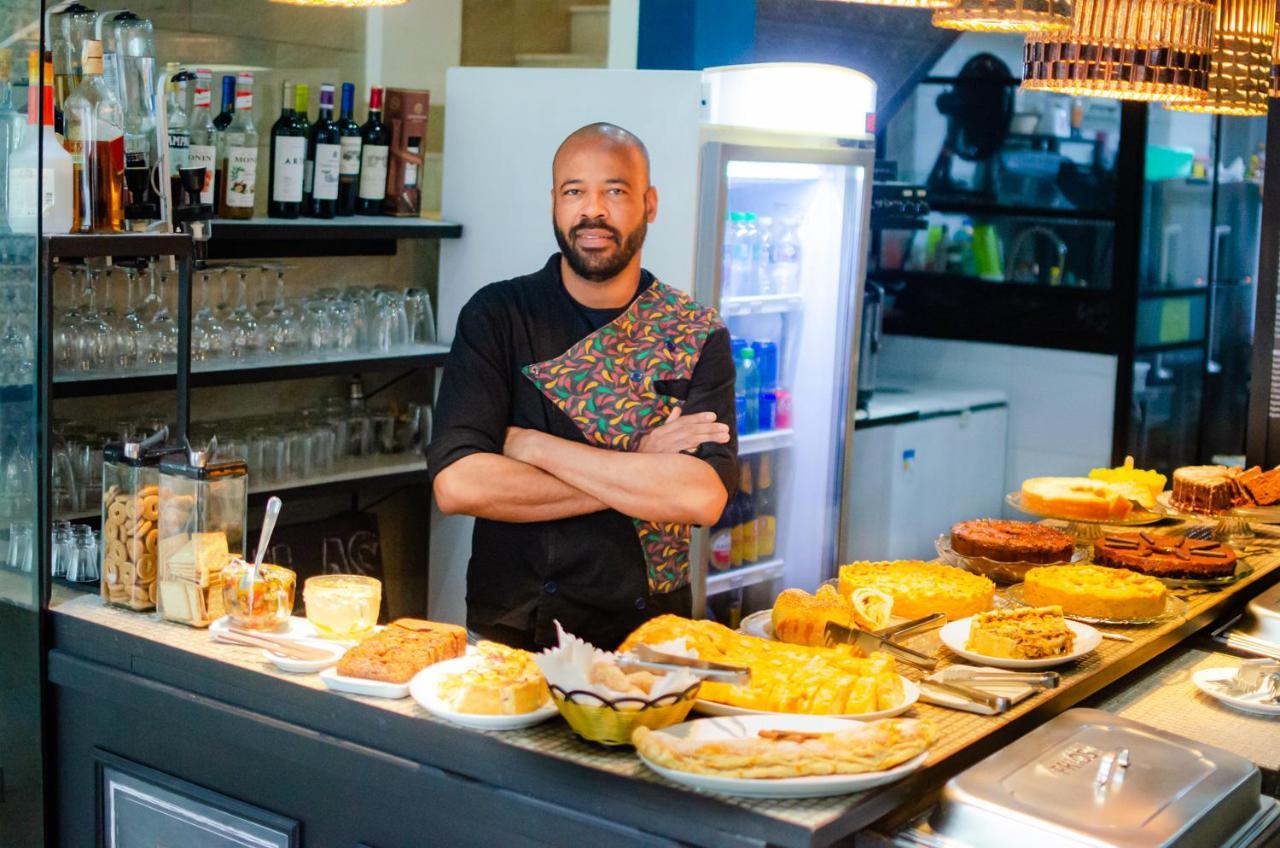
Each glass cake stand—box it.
[1004,492,1164,541]
[1153,492,1280,544]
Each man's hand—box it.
[636,407,730,455]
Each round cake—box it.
[1093,532,1237,579]
[1170,466,1243,514]
[838,560,994,621]
[951,519,1075,564]
[1021,477,1133,521]
[1023,564,1167,620]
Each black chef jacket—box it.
[428,254,738,650]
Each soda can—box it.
[752,340,778,389]
[774,389,792,429]
[758,389,778,431]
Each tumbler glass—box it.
[50,521,72,577]
[404,288,435,344]
[8,520,32,572]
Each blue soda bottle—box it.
[739,347,760,435]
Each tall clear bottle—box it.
[64,39,124,232]
[163,62,189,206]
[9,52,73,234]
[268,80,304,219]
[335,82,361,216]
[217,71,258,219]
[119,32,157,227]
[304,83,340,219]
[0,49,25,231]
[187,68,216,206]
[356,85,389,216]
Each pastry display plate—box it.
[1003,584,1189,625]
[409,655,558,731]
[210,615,319,640]
[1191,667,1280,716]
[635,714,929,798]
[1153,559,1255,590]
[693,676,918,721]
[263,638,348,674]
[938,617,1102,670]
[1155,492,1280,524]
[319,666,412,699]
[1005,492,1163,525]
[935,535,1089,585]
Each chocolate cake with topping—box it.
[1092,531,1238,579]
[951,519,1075,564]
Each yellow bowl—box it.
[549,683,700,746]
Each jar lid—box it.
[103,442,177,468]
[159,455,248,480]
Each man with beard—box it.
[428,123,737,650]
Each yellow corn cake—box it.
[838,560,995,621]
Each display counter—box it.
[47,537,1280,848]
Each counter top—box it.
[49,530,1280,847]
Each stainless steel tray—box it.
[926,708,1262,848]
[1239,581,1280,645]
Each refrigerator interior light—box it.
[702,63,876,141]
[726,161,829,182]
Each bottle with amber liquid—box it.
[63,39,125,232]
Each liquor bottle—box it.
[0,49,24,230]
[217,71,258,220]
[293,83,311,194]
[356,85,389,215]
[213,74,234,130]
[754,454,777,559]
[9,53,73,234]
[64,40,125,232]
[335,82,361,216]
[119,34,158,226]
[736,459,758,564]
[304,83,340,219]
[267,80,304,219]
[163,63,189,207]
[707,503,734,573]
[186,68,216,207]
[726,493,743,570]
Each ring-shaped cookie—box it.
[136,554,157,582]
[140,495,160,522]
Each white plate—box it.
[737,610,914,643]
[409,655,558,731]
[261,638,347,674]
[636,714,929,798]
[693,676,918,721]
[1192,668,1280,716]
[211,615,319,639]
[319,666,411,699]
[938,616,1101,669]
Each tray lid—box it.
[933,709,1259,847]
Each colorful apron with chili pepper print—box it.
[523,280,725,594]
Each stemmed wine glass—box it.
[134,259,163,324]
[227,265,262,359]
[192,267,229,362]
[0,285,33,385]
[53,264,82,374]
[116,264,150,372]
[76,266,116,373]
[259,265,303,358]
[144,265,179,366]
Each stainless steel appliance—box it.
[857,280,882,411]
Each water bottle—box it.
[771,217,802,293]
[739,346,760,435]
[756,216,776,295]
[728,212,757,297]
[721,213,734,292]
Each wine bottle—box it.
[305,83,340,219]
[64,39,125,232]
[187,68,217,207]
[335,82,361,217]
[268,80,304,219]
[294,82,311,201]
[356,85,389,216]
[217,71,257,220]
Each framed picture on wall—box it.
[96,750,300,848]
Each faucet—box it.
[1006,225,1068,285]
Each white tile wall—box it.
[879,335,1118,516]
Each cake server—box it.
[824,621,939,669]
[618,644,751,685]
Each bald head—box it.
[552,122,650,187]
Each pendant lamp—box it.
[820,0,954,10]
[933,0,1072,33]
[1022,0,1216,102]
[1170,0,1274,115]
[269,0,406,7]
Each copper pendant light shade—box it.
[1271,7,1280,96]
[1021,0,1216,102]
[821,0,954,10]
[933,0,1072,33]
[268,0,407,7]
[1170,0,1274,115]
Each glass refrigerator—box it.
[691,65,876,622]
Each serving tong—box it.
[618,644,751,685]
[922,667,1060,713]
[1207,659,1280,703]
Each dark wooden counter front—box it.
[49,540,1280,848]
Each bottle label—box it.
[235,92,252,111]
[226,145,257,208]
[339,135,361,175]
[9,166,39,220]
[193,88,211,108]
[358,144,388,200]
[188,144,217,205]
[312,142,340,200]
[272,136,306,203]
[709,529,732,572]
[168,131,189,173]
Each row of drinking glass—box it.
[49,262,438,377]
[0,519,98,582]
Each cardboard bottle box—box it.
[383,88,430,216]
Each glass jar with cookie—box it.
[156,443,247,628]
[100,430,173,611]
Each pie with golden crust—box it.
[632,717,936,779]
[965,606,1075,659]
[771,584,893,647]
[1023,564,1166,620]
[837,561,995,621]
[436,641,549,715]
